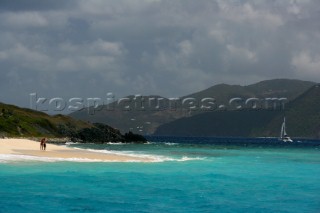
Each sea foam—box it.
[0,154,109,163]
[0,150,205,163]
[72,147,206,162]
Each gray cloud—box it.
[0,0,77,11]
[0,0,320,109]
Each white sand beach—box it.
[0,138,152,162]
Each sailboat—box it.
[279,117,293,142]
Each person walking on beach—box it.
[43,138,47,151]
[40,138,46,150]
[40,138,44,150]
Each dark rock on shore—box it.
[71,123,147,143]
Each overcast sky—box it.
[1,0,320,109]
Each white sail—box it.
[280,121,284,138]
[283,117,287,136]
[280,117,293,142]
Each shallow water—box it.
[1,137,320,212]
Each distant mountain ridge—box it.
[69,79,316,134]
[183,79,316,106]
[154,84,320,139]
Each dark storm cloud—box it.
[0,0,320,109]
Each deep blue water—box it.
[1,137,320,212]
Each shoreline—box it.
[0,138,153,162]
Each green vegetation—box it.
[0,102,147,143]
[0,102,90,137]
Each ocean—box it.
[1,137,320,213]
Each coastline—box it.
[0,138,152,162]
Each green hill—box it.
[154,110,279,137]
[154,85,320,139]
[254,85,320,138]
[0,102,91,137]
[0,102,147,143]
[70,79,315,134]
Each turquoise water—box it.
[1,138,320,212]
